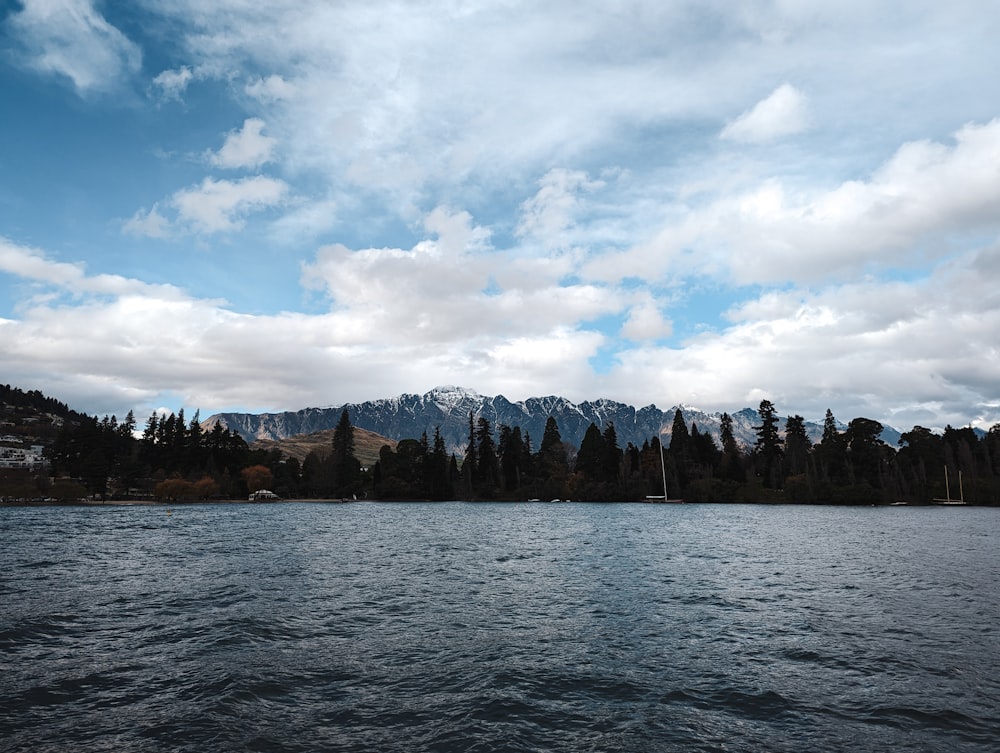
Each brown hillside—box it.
[251,427,396,467]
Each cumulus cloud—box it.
[122,205,172,238]
[585,118,1000,288]
[126,176,289,237]
[620,297,672,342]
[1,222,617,417]
[152,66,194,102]
[4,222,1000,430]
[245,74,295,102]
[173,176,288,233]
[0,237,186,300]
[603,243,1000,431]
[720,84,810,143]
[209,118,277,170]
[516,169,605,246]
[7,0,141,95]
[7,1,1000,431]
[301,206,621,345]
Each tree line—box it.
[9,394,1000,504]
[367,401,1000,504]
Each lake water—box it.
[2,502,998,752]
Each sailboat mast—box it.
[660,439,668,500]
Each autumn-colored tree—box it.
[241,464,274,493]
[193,475,220,499]
[154,477,196,500]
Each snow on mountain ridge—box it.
[202,387,901,455]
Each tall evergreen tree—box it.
[669,409,690,455]
[463,411,478,482]
[816,408,847,484]
[475,417,500,494]
[689,422,719,470]
[602,422,623,484]
[668,409,691,490]
[784,415,811,477]
[498,425,524,493]
[754,399,784,488]
[537,416,568,498]
[575,423,606,480]
[331,409,361,495]
[718,411,745,482]
[427,427,452,500]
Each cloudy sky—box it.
[2,1,999,431]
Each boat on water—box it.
[932,466,966,505]
[644,437,683,502]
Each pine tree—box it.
[668,409,691,490]
[475,417,500,494]
[538,416,568,498]
[720,412,738,455]
[816,408,847,484]
[601,422,622,484]
[463,411,478,482]
[784,415,811,477]
[575,423,606,479]
[428,427,452,500]
[669,409,690,455]
[331,409,361,496]
[498,425,524,493]
[754,399,784,488]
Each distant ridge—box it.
[205,386,903,455]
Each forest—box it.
[3,386,998,505]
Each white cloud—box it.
[4,224,1000,430]
[585,118,1000,288]
[152,66,193,102]
[720,83,810,143]
[603,243,1000,431]
[245,74,295,102]
[300,206,620,345]
[173,176,287,234]
[128,176,288,236]
[122,205,172,238]
[516,169,605,247]
[8,0,141,95]
[620,297,672,341]
[7,1,1000,432]
[0,237,187,300]
[209,118,277,170]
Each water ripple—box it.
[1,502,998,752]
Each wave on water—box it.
[1,502,998,752]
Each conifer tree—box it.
[816,408,847,484]
[498,425,524,492]
[601,422,622,484]
[537,416,568,498]
[475,417,500,494]
[784,415,811,477]
[331,409,361,495]
[754,399,784,488]
[669,409,690,455]
[575,423,605,480]
[463,411,478,481]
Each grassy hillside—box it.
[251,427,396,467]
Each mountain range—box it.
[205,386,903,456]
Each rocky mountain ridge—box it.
[205,386,904,456]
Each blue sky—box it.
[2,1,1000,432]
